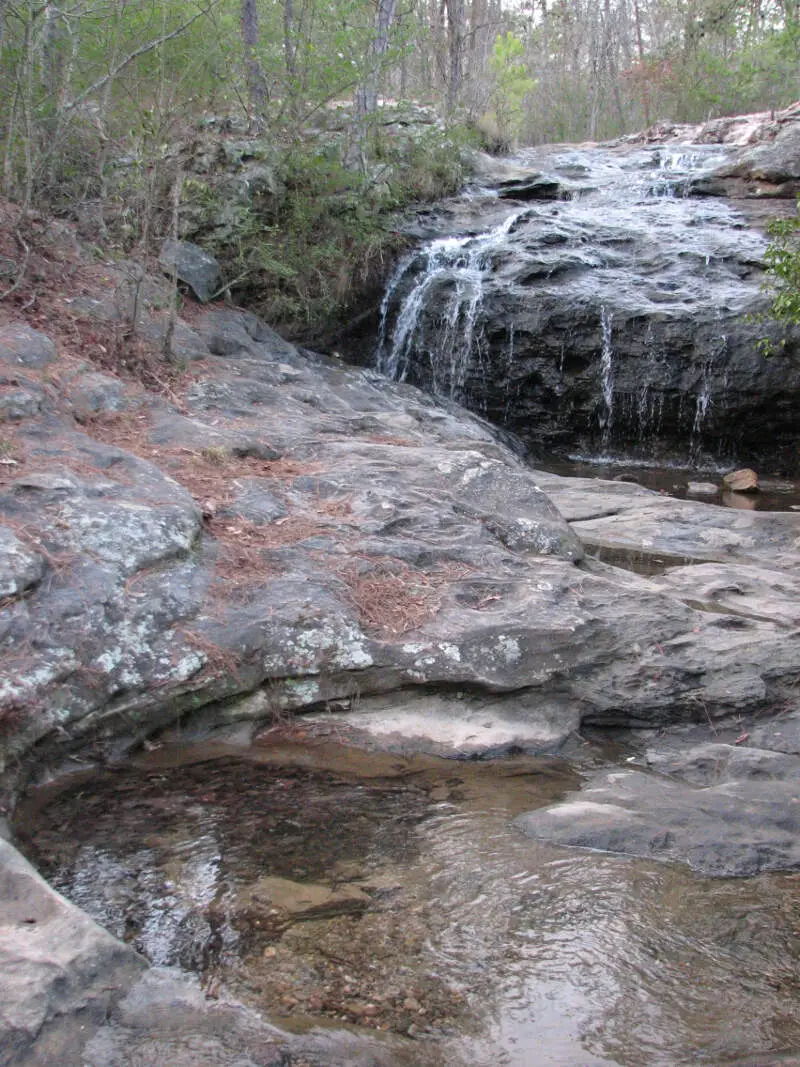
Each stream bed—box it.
[15,734,800,1067]
[537,455,800,513]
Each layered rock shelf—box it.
[3,110,800,1065]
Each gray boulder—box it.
[0,326,57,368]
[0,836,145,1065]
[159,239,222,303]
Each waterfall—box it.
[374,250,417,370]
[370,136,769,466]
[375,210,527,402]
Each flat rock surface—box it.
[0,304,798,791]
[514,762,800,877]
[532,471,800,570]
[516,716,800,877]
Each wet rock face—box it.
[690,106,800,198]
[369,113,800,469]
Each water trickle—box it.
[503,322,516,424]
[690,333,727,463]
[692,385,712,440]
[599,306,615,448]
[635,323,665,441]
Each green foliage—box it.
[4,0,800,341]
[485,32,536,149]
[658,22,800,124]
[763,206,800,334]
[185,129,466,340]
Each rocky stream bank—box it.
[2,108,800,1066]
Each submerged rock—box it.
[514,763,800,877]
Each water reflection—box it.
[15,743,800,1066]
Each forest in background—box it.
[1,0,799,335]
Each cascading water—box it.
[373,137,792,468]
[376,210,527,402]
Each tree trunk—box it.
[283,0,296,83]
[241,0,266,126]
[602,0,625,131]
[632,0,651,127]
[445,0,465,114]
[349,0,398,166]
[43,3,68,104]
[356,0,398,116]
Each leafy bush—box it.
[763,205,800,330]
[182,128,467,340]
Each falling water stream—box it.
[598,306,615,449]
[376,209,528,399]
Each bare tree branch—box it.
[63,1,219,112]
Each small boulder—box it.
[71,372,128,414]
[687,481,719,496]
[0,325,57,368]
[723,468,759,493]
[159,239,222,303]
